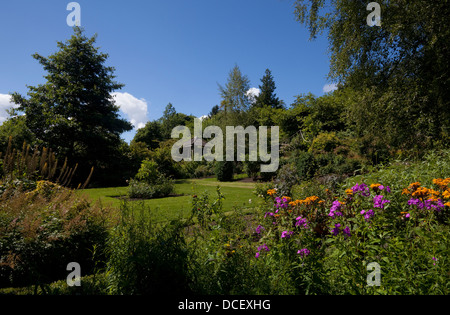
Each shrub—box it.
[215,160,234,182]
[127,176,175,199]
[0,187,113,289]
[106,203,191,295]
[295,151,317,180]
[309,132,340,154]
[243,158,260,181]
[274,163,299,197]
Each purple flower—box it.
[255,252,260,258]
[343,226,351,237]
[281,231,293,239]
[429,199,445,212]
[297,248,310,258]
[432,257,438,265]
[408,198,425,209]
[295,216,309,229]
[256,225,265,234]
[385,186,391,193]
[352,183,370,197]
[373,195,390,209]
[274,196,288,209]
[257,244,270,252]
[332,223,341,236]
[329,200,343,217]
[405,213,410,218]
[361,209,375,221]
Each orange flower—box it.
[433,178,450,190]
[345,189,353,196]
[267,189,277,196]
[282,196,292,202]
[445,202,450,208]
[370,183,381,190]
[412,187,430,199]
[402,188,411,195]
[443,190,450,199]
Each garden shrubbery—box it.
[0,183,114,289]
[127,159,175,199]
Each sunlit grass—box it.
[79,177,260,222]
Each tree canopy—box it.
[294,0,450,150]
[10,27,133,185]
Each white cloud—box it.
[0,93,18,123]
[323,83,338,94]
[198,115,209,121]
[246,87,261,104]
[112,92,149,129]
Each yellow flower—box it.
[443,190,450,199]
[282,196,292,202]
[433,178,450,190]
[370,183,381,190]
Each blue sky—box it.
[0,0,336,143]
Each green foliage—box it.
[253,69,282,109]
[0,187,112,289]
[10,27,132,186]
[127,158,175,199]
[294,0,450,152]
[295,151,317,181]
[273,163,299,197]
[105,203,191,295]
[309,132,340,154]
[215,160,234,182]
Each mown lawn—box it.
[79,177,261,222]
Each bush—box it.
[243,158,260,181]
[127,176,175,199]
[215,160,234,182]
[309,132,340,154]
[106,203,191,295]
[274,163,299,197]
[0,187,113,289]
[295,151,317,180]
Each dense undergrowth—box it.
[1,150,449,295]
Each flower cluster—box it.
[281,230,294,239]
[351,183,370,197]
[255,244,270,258]
[295,216,309,229]
[297,248,310,258]
[360,209,375,222]
[402,180,449,212]
[329,200,343,217]
[373,195,390,209]
[331,223,351,237]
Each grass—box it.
[79,177,260,223]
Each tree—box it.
[253,69,282,109]
[209,105,220,118]
[132,120,163,150]
[0,115,36,153]
[10,27,132,185]
[159,103,193,140]
[218,65,251,113]
[294,0,450,151]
